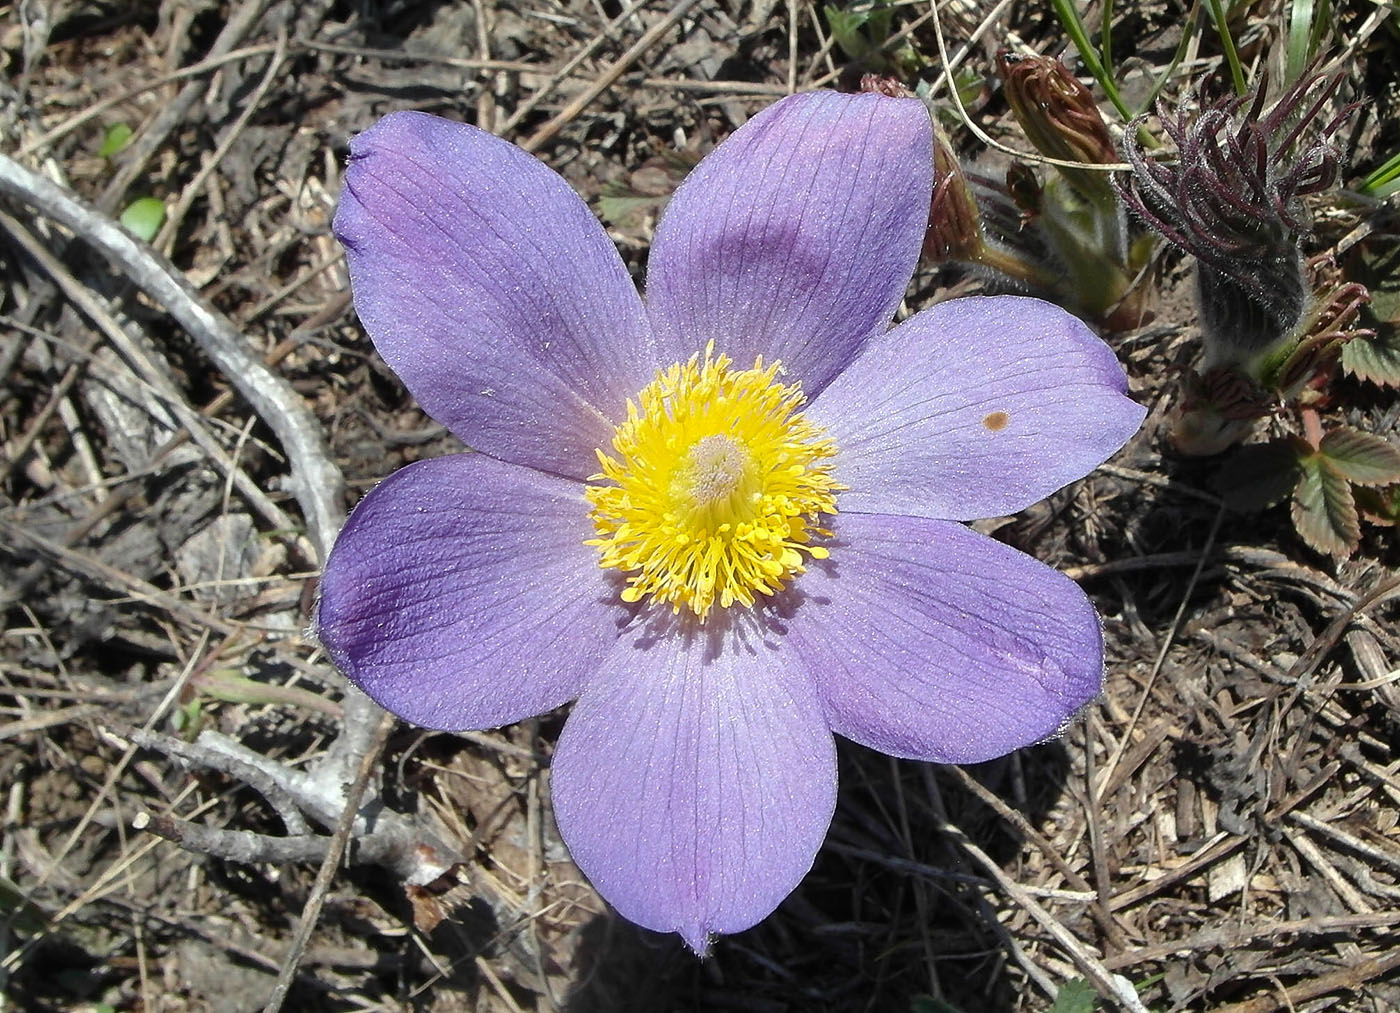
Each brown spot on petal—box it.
[983,411,1010,432]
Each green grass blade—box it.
[1136,2,1201,114]
[1359,149,1400,199]
[1048,0,1133,120]
[1205,0,1248,94]
[1100,0,1115,82]
[1285,0,1316,84]
[1309,0,1333,63]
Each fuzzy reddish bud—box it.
[997,50,1117,204]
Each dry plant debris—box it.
[0,1,1397,1011]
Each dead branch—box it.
[116,725,310,836]
[0,152,346,560]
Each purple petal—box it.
[316,455,622,730]
[551,614,836,952]
[776,513,1102,763]
[809,296,1145,519]
[644,91,932,395]
[334,111,656,479]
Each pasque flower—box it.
[318,92,1145,952]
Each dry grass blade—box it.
[521,0,706,152]
[935,816,1150,1012]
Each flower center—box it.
[586,344,840,621]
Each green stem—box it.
[971,242,1059,292]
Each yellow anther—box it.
[585,344,840,620]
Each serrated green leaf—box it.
[1048,978,1099,1013]
[99,122,133,159]
[1292,456,1360,556]
[1342,238,1400,386]
[1342,329,1400,386]
[1319,427,1400,486]
[1349,238,1400,322]
[1212,439,1303,511]
[119,196,166,241]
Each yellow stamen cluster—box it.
[586,345,840,621]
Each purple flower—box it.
[317,91,1145,952]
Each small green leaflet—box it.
[1342,237,1400,386]
[824,3,893,66]
[1318,428,1400,487]
[120,197,166,242]
[99,122,133,158]
[1047,978,1100,1013]
[1345,329,1400,387]
[1292,453,1359,557]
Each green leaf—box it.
[952,67,983,107]
[1349,237,1400,323]
[1292,455,1360,556]
[1342,329,1400,385]
[596,190,665,230]
[594,153,694,231]
[99,122,133,159]
[1343,237,1400,386]
[1213,439,1303,511]
[1285,0,1314,85]
[825,5,874,64]
[119,196,166,241]
[1048,978,1100,1013]
[1319,427,1400,486]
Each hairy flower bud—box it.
[998,50,1117,206]
[924,126,987,263]
[1119,69,1351,370]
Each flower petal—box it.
[809,295,1145,519]
[776,513,1102,763]
[644,91,932,395]
[334,111,656,479]
[551,614,836,953]
[316,454,621,730]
